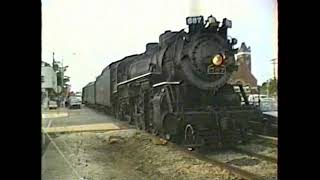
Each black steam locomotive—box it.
[83,15,262,148]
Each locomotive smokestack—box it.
[189,0,201,16]
[186,0,204,33]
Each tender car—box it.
[69,97,81,109]
[48,100,58,110]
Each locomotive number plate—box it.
[207,66,226,75]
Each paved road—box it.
[42,105,126,156]
[42,105,120,128]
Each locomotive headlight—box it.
[212,54,224,66]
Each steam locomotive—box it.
[83,15,263,148]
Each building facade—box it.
[229,42,258,93]
[41,61,58,109]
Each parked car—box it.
[248,94,268,105]
[48,100,58,110]
[260,98,277,112]
[68,96,81,109]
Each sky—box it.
[42,0,278,92]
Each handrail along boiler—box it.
[82,15,262,147]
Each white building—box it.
[42,67,57,92]
[41,61,58,109]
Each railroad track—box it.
[164,140,277,180]
[197,146,277,180]
[166,142,265,180]
[86,107,278,179]
[117,116,277,179]
[166,132,278,180]
[119,120,277,179]
[247,133,278,146]
[231,147,277,164]
[190,135,277,179]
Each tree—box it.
[52,60,70,95]
[56,71,62,86]
[52,61,60,72]
[260,78,277,96]
[269,79,278,96]
[63,76,70,84]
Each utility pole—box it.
[267,79,270,98]
[60,58,64,107]
[52,52,55,67]
[61,57,64,95]
[271,58,277,80]
[270,58,278,98]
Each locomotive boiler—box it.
[83,15,262,148]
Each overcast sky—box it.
[42,0,277,92]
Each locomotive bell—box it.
[208,15,219,27]
[212,54,224,66]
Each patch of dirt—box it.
[42,129,243,180]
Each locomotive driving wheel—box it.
[184,124,197,150]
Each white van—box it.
[248,94,268,105]
[248,94,258,105]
